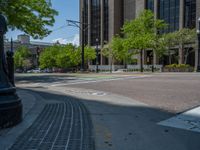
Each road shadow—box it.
[16,87,200,150]
[15,74,77,84]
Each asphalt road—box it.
[15,73,200,150]
[66,73,200,113]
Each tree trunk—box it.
[168,50,171,65]
[179,44,184,64]
[110,57,113,73]
[184,48,189,64]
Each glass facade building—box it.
[82,0,109,46]
[103,0,109,43]
[81,0,199,67]
[91,0,101,45]
[83,0,88,45]
[81,0,198,45]
[146,0,154,12]
[184,0,196,28]
[158,0,180,33]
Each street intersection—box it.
[1,73,200,150]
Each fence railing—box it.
[88,65,163,72]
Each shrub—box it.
[164,64,194,72]
[165,64,190,69]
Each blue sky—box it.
[6,0,80,45]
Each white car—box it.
[27,68,41,73]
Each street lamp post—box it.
[96,38,99,73]
[36,47,40,67]
[0,14,22,128]
[197,18,200,72]
[6,38,15,86]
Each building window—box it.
[184,0,196,28]
[104,0,109,42]
[158,0,180,33]
[146,0,154,12]
[91,0,101,46]
[83,0,88,45]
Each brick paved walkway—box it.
[10,97,94,150]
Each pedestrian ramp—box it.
[158,106,200,133]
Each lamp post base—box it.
[0,88,22,129]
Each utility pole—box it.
[67,12,88,71]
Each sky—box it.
[6,0,80,45]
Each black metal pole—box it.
[197,34,200,72]
[0,14,22,129]
[197,19,200,72]
[81,9,85,72]
[96,39,99,73]
[6,39,15,86]
[6,51,15,86]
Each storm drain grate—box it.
[10,100,95,150]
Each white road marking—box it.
[51,75,150,87]
[158,106,200,133]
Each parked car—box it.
[27,68,41,73]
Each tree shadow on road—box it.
[15,74,77,84]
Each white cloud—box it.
[52,34,80,46]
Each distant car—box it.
[41,68,52,73]
[33,68,41,73]
[16,69,23,73]
[27,68,41,73]
[27,70,33,73]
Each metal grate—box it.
[10,99,95,150]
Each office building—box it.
[80,0,200,67]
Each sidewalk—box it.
[0,88,95,150]
[0,89,46,150]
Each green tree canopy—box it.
[122,10,167,71]
[14,46,31,69]
[122,10,166,52]
[162,28,196,64]
[174,28,196,64]
[76,46,96,66]
[39,44,96,70]
[103,35,133,66]
[84,46,96,63]
[0,0,58,38]
[39,45,60,69]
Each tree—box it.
[14,46,31,70]
[76,46,96,69]
[102,35,133,71]
[56,44,80,68]
[174,28,196,64]
[84,46,96,64]
[162,32,177,64]
[39,45,59,69]
[122,10,166,72]
[0,0,58,39]
[39,44,96,70]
